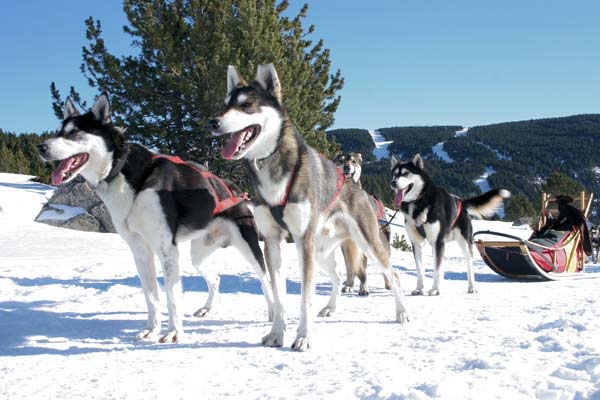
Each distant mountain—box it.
[328,115,600,222]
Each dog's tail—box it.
[463,189,511,219]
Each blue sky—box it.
[0,0,598,134]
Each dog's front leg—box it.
[292,228,316,352]
[158,245,184,343]
[430,238,446,296]
[261,238,286,347]
[124,233,161,341]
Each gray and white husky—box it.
[333,152,392,295]
[38,93,273,343]
[391,153,510,295]
[210,64,408,351]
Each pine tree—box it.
[504,193,537,222]
[51,0,343,183]
[542,171,585,197]
[0,143,16,173]
[13,148,28,175]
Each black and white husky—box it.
[210,64,408,351]
[38,93,273,343]
[390,154,510,295]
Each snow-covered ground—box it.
[455,127,469,137]
[1,173,600,399]
[432,142,454,163]
[369,130,394,160]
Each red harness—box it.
[153,155,247,216]
[451,199,463,228]
[371,195,385,219]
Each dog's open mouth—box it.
[221,124,261,160]
[51,153,89,186]
[394,184,413,206]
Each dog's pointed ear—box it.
[227,65,247,94]
[255,63,282,103]
[356,153,363,163]
[64,97,80,119]
[91,92,112,125]
[391,153,402,168]
[412,153,424,169]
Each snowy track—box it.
[1,173,599,399]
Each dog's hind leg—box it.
[316,243,342,317]
[356,254,370,296]
[124,233,161,341]
[157,244,184,343]
[190,239,221,318]
[340,240,356,293]
[350,216,409,324]
[456,231,476,294]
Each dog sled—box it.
[474,192,595,280]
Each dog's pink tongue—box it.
[221,131,245,160]
[51,157,76,186]
[394,190,404,206]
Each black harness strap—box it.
[103,143,129,184]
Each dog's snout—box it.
[37,143,48,154]
[208,118,220,131]
[343,166,351,174]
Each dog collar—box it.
[103,143,129,184]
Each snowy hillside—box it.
[1,173,600,399]
[369,129,393,160]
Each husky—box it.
[37,93,274,343]
[333,152,392,295]
[210,64,408,351]
[390,154,510,295]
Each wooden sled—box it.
[474,192,595,280]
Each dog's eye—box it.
[68,130,81,139]
[241,101,252,109]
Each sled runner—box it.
[474,192,595,280]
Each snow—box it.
[473,167,506,218]
[37,203,86,222]
[455,127,469,137]
[1,173,600,399]
[369,129,394,160]
[432,142,454,163]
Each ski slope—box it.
[1,173,599,399]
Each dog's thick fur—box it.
[334,152,392,295]
[391,153,510,295]
[38,94,273,342]
[211,64,408,351]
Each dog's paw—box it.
[135,328,160,341]
[193,307,211,318]
[468,287,477,294]
[262,332,284,348]
[159,330,181,343]
[341,285,353,294]
[396,311,410,325]
[358,288,370,296]
[411,289,424,296]
[291,336,310,352]
[317,306,335,317]
[428,289,440,296]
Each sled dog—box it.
[38,93,273,343]
[210,64,408,351]
[333,152,392,295]
[390,153,510,295]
